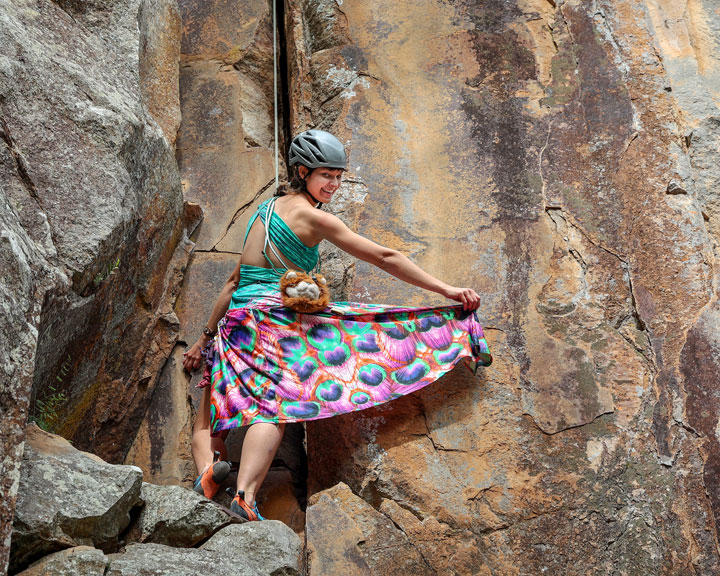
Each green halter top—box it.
[229,197,319,309]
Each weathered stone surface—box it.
[200,522,302,575]
[107,544,219,576]
[17,546,109,576]
[10,425,143,573]
[107,524,301,576]
[306,483,432,576]
[288,0,720,572]
[176,60,276,252]
[0,152,58,574]
[0,0,185,566]
[139,0,182,145]
[124,346,196,487]
[126,482,236,547]
[256,469,305,534]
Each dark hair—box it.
[274,165,313,197]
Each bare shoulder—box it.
[305,206,345,233]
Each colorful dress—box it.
[201,197,492,435]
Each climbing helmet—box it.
[288,129,347,170]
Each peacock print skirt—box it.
[201,284,492,435]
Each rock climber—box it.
[182,129,492,521]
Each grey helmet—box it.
[289,129,347,170]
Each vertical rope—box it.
[272,0,279,193]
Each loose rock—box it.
[10,425,142,573]
[107,523,302,576]
[16,546,108,576]
[126,482,236,547]
[306,483,431,576]
[201,522,303,575]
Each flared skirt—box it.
[201,286,492,434]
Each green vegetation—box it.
[93,255,120,287]
[30,385,67,432]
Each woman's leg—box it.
[236,422,285,506]
[192,386,228,474]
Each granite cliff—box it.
[2,0,720,574]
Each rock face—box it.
[306,483,433,575]
[4,0,720,573]
[286,0,720,573]
[10,425,143,573]
[125,0,277,485]
[0,0,184,571]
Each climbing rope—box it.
[272,0,279,193]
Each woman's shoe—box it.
[230,489,265,522]
[193,451,231,499]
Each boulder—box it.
[200,522,303,575]
[16,546,108,576]
[106,523,301,576]
[106,544,224,576]
[10,425,142,573]
[126,482,236,547]
[306,483,432,576]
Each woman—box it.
[183,129,492,521]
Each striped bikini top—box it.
[238,197,319,286]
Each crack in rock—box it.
[210,178,275,251]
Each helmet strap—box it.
[299,167,323,208]
[301,188,323,208]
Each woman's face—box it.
[300,166,343,203]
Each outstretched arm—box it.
[182,257,243,372]
[311,210,480,310]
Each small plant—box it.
[93,255,120,287]
[30,353,72,432]
[30,385,67,432]
[56,353,72,384]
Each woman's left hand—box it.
[444,286,481,311]
[182,339,206,372]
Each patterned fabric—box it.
[203,287,492,434]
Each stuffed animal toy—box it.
[280,270,330,313]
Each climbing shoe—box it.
[193,451,230,500]
[229,489,265,522]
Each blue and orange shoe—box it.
[193,451,230,499]
[229,489,265,522]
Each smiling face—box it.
[298,165,344,203]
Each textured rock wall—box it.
[289,0,720,573]
[5,0,719,573]
[0,0,184,572]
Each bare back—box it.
[241,194,322,270]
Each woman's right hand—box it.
[443,286,481,311]
[182,339,207,372]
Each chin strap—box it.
[300,182,323,208]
